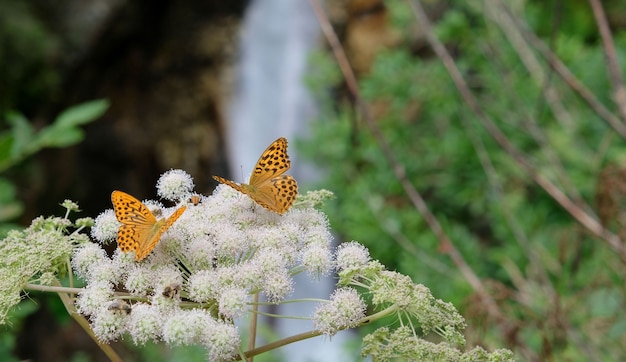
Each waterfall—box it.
[226,0,352,361]
[227,0,318,179]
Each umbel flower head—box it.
[0,202,90,325]
[1,168,514,361]
[74,170,335,359]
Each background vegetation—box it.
[301,0,626,360]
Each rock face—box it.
[11,2,246,361]
[22,1,246,218]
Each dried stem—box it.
[588,0,626,123]
[485,1,591,213]
[501,2,626,138]
[407,0,626,264]
[308,0,507,326]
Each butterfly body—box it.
[111,190,186,261]
[213,137,298,215]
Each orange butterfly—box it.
[213,137,298,215]
[111,190,186,261]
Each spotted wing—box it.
[111,190,185,261]
[134,205,187,260]
[250,175,298,214]
[117,222,156,260]
[111,190,157,226]
[248,137,291,187]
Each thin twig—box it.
[485,1,592,213]
[308,0,506,323]
[483,2,575,130]
[588,0,626,123]
[25,283,83,294]
[407,0,626,264]
[459,109,553,292]
[240,306,396,361]
[240,330,322,361]
[459,111,538,360]
[365,199,451,276]
[504,3,626,138]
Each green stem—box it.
[51,280,123,362]
[240,305,398,360]
[254,298,328,305]
[66,257,74,288]
[241,330,323,360]
[24,283,83,294]
[248,292,259,362]
[253,311,312,320]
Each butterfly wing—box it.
[124,222,160,261]
[273,175,298,213]
[135,205,187,261]
[161,205,187,232]
[212,137,297,215]
[250,175,298,214]
[111,190,186,261]
[248,137,291,186]
[111,190,158,225]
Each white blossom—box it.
[91,209,118,244]
[313,287,366,335]
[128,303,163,345]
[157,169,195,201]
[335,241,371,272]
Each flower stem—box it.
[240,305,398,360]
[51,280,123,362]
[24,283,83,294]
[248,292,259,362]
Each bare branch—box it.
[406,0,626,263]
[499,3,626,139]
[308,0,508,330]
[486,1,592,213]
[588,0,626,123]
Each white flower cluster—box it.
[72,170,335,360]
[313,287,366,335]
[0,214,80,324]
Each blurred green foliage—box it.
[0,100,109,235]
[302,0,626,360]
[0,0,61,114]
[0,100,109,173]
[0,100,107,360]
[0,2,111,359]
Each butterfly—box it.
[213,137,298,215]
[111,190,187,261]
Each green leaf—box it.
[0,178,22,221]
[0,133,14,165]
[37,126,84,148]
[5,111,35,157]
[0,177,17,202]
[54,99,109,128]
